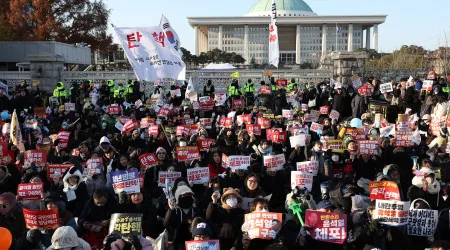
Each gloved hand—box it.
[26,229,42,243]
[103,232,123,250]
[118,191,128,205]
[126,234,142,250]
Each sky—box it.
[104,0,450,53]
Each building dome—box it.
[245,0,317,17]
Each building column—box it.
[365,27,371,49]
[194,26,199,56]
[218,25,223,50]
[321,24,327,55]
[373,24,378,51]
[296,25,301,64]
[347,24,354,52]
[201,31,207,53]
[244,25,249,63]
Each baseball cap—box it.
[317,200,334,210]
[192,222,212,238]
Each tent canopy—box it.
[201,63,237,70]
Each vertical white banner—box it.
[160,15,186,80]
[269,0,279,68]
[113,26,185,81]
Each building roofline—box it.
[187,15,387,27]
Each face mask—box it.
[261,208,268,212]
[226,197,238,208]
[178,196,193,209]
[348,92,353,95]
[96,202,106,207]
[332,155,339,162]
[434,89,439,95]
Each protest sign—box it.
[247,124,261,136]
[263,154,285,171]
[422,80,433,91]
[296,161,319,176]
[23,208,60,229]
[185,240,220,250]
[198,138,215,151]
[176,146,200,162]
[430,115,445,136]
[86,158,103,176]
[244,212,283,240]
[109,213,143,237]
[57,130,71,148]
[187,167,210,185]
[232,99,245,109]
[111,169,140,194]
[351,75,362,89]
[17,183,44,200]
[270,130,287,143]
[358,140,380,155]
[199,118,212,129]
[345,128,366,140]
[329,110,340,120]
[214,93,227,106]
[374,200,410,226]
[305,210,347,244]
[108,105,121,115]
[122,120,138,134]
[395,130,415,147]
[64,103,76,111]
[140,118,155,128]
[276,79,287,88]
[282,109,293,119]
[24,150,47,170]
[407,207,438,237]
[170,89,181,97]
[139,153,158,169]
[158,171,182,187]
[325,140,345,153]
[257,117,271,129]
[260,86,272,95]
[34,107,46,118]
[176,125,190,137]
[289,134,307,147]
[291,171,313,191]
[369,181,401,201]
[380,82,393,93]
[237,114,252,126]
[310,122,323,133]
[227,155,250,170]
[319,106,330,115]
[148,125,159,136]
[157,107,172,117]
[47,164,73,182]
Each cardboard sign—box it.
[244,212,283,240]
[139,153,158,169]
[214,93,227,106]
[199,118,212,129]
[227,155,251,170]
[109,213,143,237]
[282,109,293,119]
[198,138,215,151]
[374,200,410,226]
[319,106,330,115]
[185,240,220,250]
[108,105,121,115]
[291,171,313,191]
[329,110,340,120]
[422,80,433,91]
[263,154,285,171]
[23,208,60,229]
[276,79,288,88]
[158,171,182,187]
[407,209,438,237]
[257,117,271,129]
[232,99,245,109]
[247,124,261,136]
[296,161,319,176]
[187,167,210,185]
[57,130,71,148]
[310,122,323,133]
[64,103,76,111]
[380,82,393,93]
[86,158,103,176]
[369,181,401,201]
[110,169,140,194]
[305,210,347,244]
[17,183,44,200]
[140,118,155,128]
[176,146,200,162]
[47,164,73,182]
[394,130,415,147]
[358,140,379,155]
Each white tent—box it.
[201,63,237,70]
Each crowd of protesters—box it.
[0,74,450,250]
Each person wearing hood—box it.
[0,165,18,194]
[163,185,200,250]
[240,173,266,198]
[95,136,118,154]
[0,192,27,250]
[411,167,443,209]
[118,189,159,239]
[46,226,90,250]
[53,82,67,104]
[43,191,77,230]
[61,166,89,217]
[206,187,245,250]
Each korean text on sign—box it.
[158,171,182,187]
[110,169,140,194]
[244,212,283,240]
[263,154,285,171]
[407,209,437,237]
[296,161,319,176]
[24,150,47,168]
[374,200,410,226]
[187,167,210,185]
[291,171,313,191]
[139,153,158,169]
[23,208,60,229]
[47,164,73,182]
[17,182,44,200]
[185,240,220,250]
[109,213,143,237]
[305,210,347,244]
[369,181,401,201]
[176,146,200,162]
[227,155,251,170]
[358,140,380,155]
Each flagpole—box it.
[335,23,338,52]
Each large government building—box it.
[187,0,386,65]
